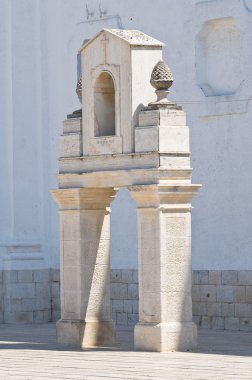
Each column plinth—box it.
[129,184,200,352]
[134,322,197,352]
[51,188,116,347]
[56,320,115,347]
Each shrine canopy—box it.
[79,29,164,156]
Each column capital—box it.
[51,187,116,211]
[128,184,201,211]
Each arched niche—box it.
[94,71,116,137]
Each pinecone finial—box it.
[150,60,173,90]
[76,77,82,101]
[67,76,82,119]
[149,60,174,107]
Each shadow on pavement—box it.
[0,323,252,356]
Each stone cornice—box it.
[128,184,201,209]
[51,188,116,211]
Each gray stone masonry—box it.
[1,268,252,330]
[0,269,60,323]
[110,269,138,326]
[191,270,252,331]
[111,269,252,331]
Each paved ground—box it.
[0,323,252,379]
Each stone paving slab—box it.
[0,324,252,379]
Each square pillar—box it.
[51,188,116,347]
[129,184,200,352]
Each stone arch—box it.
[94,71,116,137]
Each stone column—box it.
[51,187,116,347]
[129,184,200,352]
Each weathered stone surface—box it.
[193,316,201,325]
[33,269,51,283]
[52,269,60,283]
[216,286,234,303]
[112,269,252,332]
[206,302,221,317]
[0,268,60,324]
[112,300,124,313]
[56,320,115,347]
[200,285,217,302]
[63,118,82,134]
[4,271,18,283]
[110,270,122,283]
[245,286,252,303]
[134,322,197,351]
[35,283,51,298]
[128,313,138,325]
[235,303,252,318]
[111,283,128,300]
[123,300,133,314]
[132,270,138,284]
[4,311,33,323]
[34,310,51,323]
[52,309,61,322]
[4,266,252,331]
[239,318,252,331]
[225,317,239,330]
[192,285,201,302]
[59,134,82,157]
[128,284,138,300]
[52,297,60,311]
[193,302,207,316]
[132,300,138,314]
[212,317,224,330]
[201,316,211,329]
[51,282,60,298]
[121,270,133,284]
[4,299,22,313]
[233,286,246,303]
[209,271,221,285]
[21,297,51,312]
[238,271,252,286]
[117,313,128,325]
[194,271,209,285]
[221,303,235,317]
[5,283,35,299]
[222,271,238,285]
[17,270,33,283]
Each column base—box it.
[134,322,197,352]
[56,319,116,347]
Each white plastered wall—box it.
[0,0,252,272]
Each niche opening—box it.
[94,72,115,137]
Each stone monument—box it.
[51,29,201,352]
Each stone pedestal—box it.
[129,185,199,351]
[51,188,116,347]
